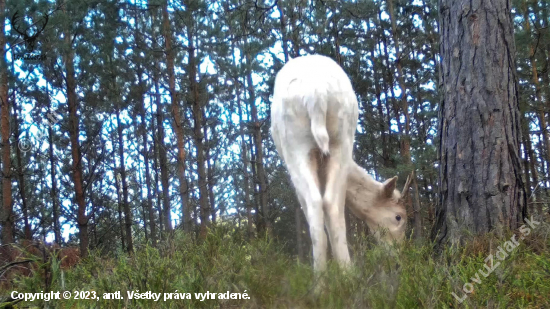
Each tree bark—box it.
[245,52,270,234]
[113,158,125,250]
[46,82,61,244]
[152,109,163,234]
[0,0,13,244]
[133,4,156,245]
[368,33,392,167]
[161,1,189,233]
[235,74,252,238]
[531,0,550,171]
[156,100,172,233]
[62,4,88,257]
[151,78,166,233]
[138,169,148,242]
[205,119,216,224]
[115,107,133,253]
[13,99,31,240]
[138,80,156,246]
[387,0,422,239]
[432,0,527,245]
[186,22,210,239]
[523,0,550,189]
[521,119,532,204]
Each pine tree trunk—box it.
[137,166,148,242]
[46,83,61,244]
[368,17,394,168]
[49,125,60,243]
[533,0,550,160]
[245,52,270,234]
[13,100,31,240]
[152,97,164,234]
[236,78,253,238]
[248,134,260,231]
[370,43,391,167]
[537,132,549,202]
[205,120,216,223]
[133,4,156,245]
[161,2,189,233]
[530,0,550,209]
[62,4,88,256]
[387,0,423,239]
[433,0,527,245]
[156,101,172,232]
[88,159,97,246]
[115,108,133,253]
[187,27,210,238]
[0,0,13,244]
[523,0,550,182]
[114,159,125,250]
[521,117,533,206]
[139,82,156,246]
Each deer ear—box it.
[382,176,398,198]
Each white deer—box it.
[271,54,407,272]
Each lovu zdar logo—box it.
[10,11,48,61]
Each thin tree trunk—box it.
[151,92,164,234]
[245,52,270,234]
[49,125,60,243]
[161,2,188,233]
[88,159,97,246]
[138,82,156,246]
[134,4,156,245]
[0,0,13,244]
[156,101,172,232]
[521,122,533,207]
[13,100,31,240]
[369,36,391,167]
[248,133,260,232]
[532,0,550,180]
[205,119,216,224]
[523,0,550,184]
[236,75,252,238]
[186,24,210,238]
[137,162,148,242]
[46,82,61,244]
[114,161,125,250]
[277,3,290,63]
[115,107,133,253]
[62,4,88,257]
[432,0,527,245]
[387,0,422,239]
[150,6,165,235]
[369,17,394,169]
[537,132,550,205]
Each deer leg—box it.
[286,150,327,272]
[323,145,352,268]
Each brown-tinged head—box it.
[368,176,408,244]
[346,164,411,245]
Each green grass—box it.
[2,221,550,309]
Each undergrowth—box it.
[2,220,550,308]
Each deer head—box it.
[346,162,413,244]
